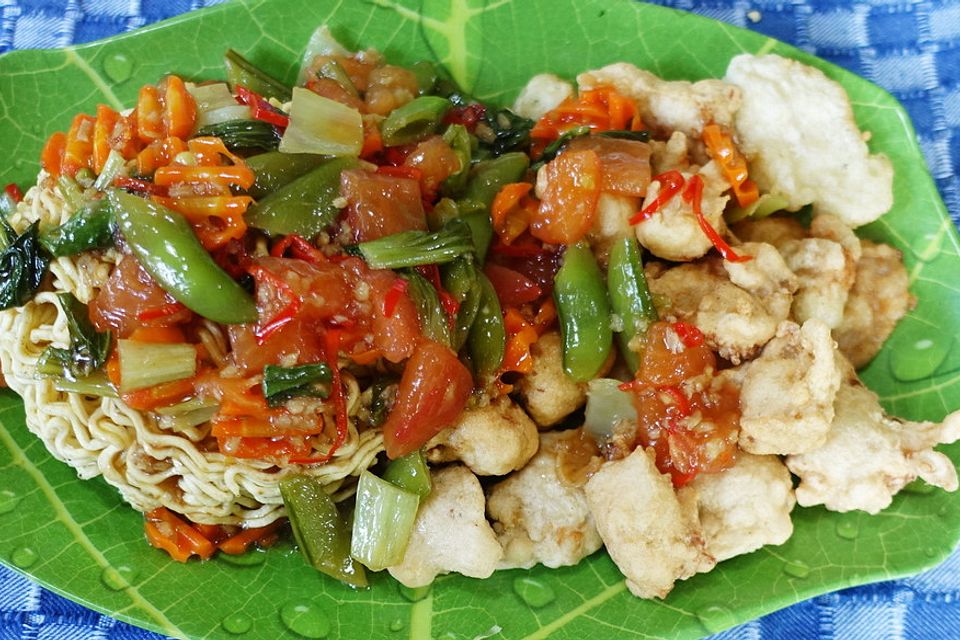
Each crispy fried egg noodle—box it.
[0,178,385,527]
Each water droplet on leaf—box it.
[513,576,555,608]
[696,604,736,633]
[0,489,21,514]
[222,612,253,635]
[102,52,133,83]
[280,601,330,639]
[835,518,859,540]
[388,618,405,632]
[888,332,952,382]
[100,564,138,590]
[924,547,937,559]
[399,584,431,602]
[938,505,950,517]
[11,547,37,569]
[783,559,811,578]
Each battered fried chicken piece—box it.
[584,447,715,599]
[511,73,575,121]
[634,162,730,262]
[738,319,841,455]
[834,240,914,368]
[787,360,960,513]
[488,431,603,570]
[725,54,893,227]
[426,397,539,476]
[691,453,795,561]
[578,62,741,143]
[780,237,855,329]
[515,331,587,428]
[585,193,639,268]
[647,242,798,364]
[387,465,503,587]
[730,215,806,250]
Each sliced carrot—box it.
[41,131,67,178]
[218,521,284,555]
[106,349,122,387]
[163,75,196,140]
[137,136,188,175]
[136,84,165,143]
[153,196,253,222]
[61,114,97,177]
[211,414,326,439]
[93,105,120,174]
[491,182,533,242]
[122,376,197,411]
[153,165,255,190]
[701,123,759,208]
[144,507,216,562]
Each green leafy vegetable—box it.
[262,363,331,407]
[36,293,111,380]
[475,107,534,157]
[352,219,474,269]
[224,48,292,103]
[404,272,452,347]
[0,221,49,311]
[194,119,281,151]
[40,198,114,257]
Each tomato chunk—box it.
[566,135,651,197]
[382,340,473,459]
[340,169,427,242]
[89,256,193,336]
[530,149,601,245]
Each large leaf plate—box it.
[1,1,958,638]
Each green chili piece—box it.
[441,257,482,352]
[40,198,114,257]
[440,124,472,197]
[110,190,257,324]
[553,241,613,382]
[460,209,494,263]
[410,61,438,95]
[316,58,359,97]
[383,449,432,498]
[460,152,529,209]
[224,48,292,103]
[606,237,658,374]
[380,96,451,146]
[279,474,368,588]
[404,272,452,347]
[245,157,357,237]
[244,151,329,199]
[469,270,505,378]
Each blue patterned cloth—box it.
[1,1,959,638]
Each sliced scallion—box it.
[279,87,363,157]
[350,471,420,571]
[117,339,197,393]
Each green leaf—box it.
[1,1,958,639]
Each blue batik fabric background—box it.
[1,0,959,638]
